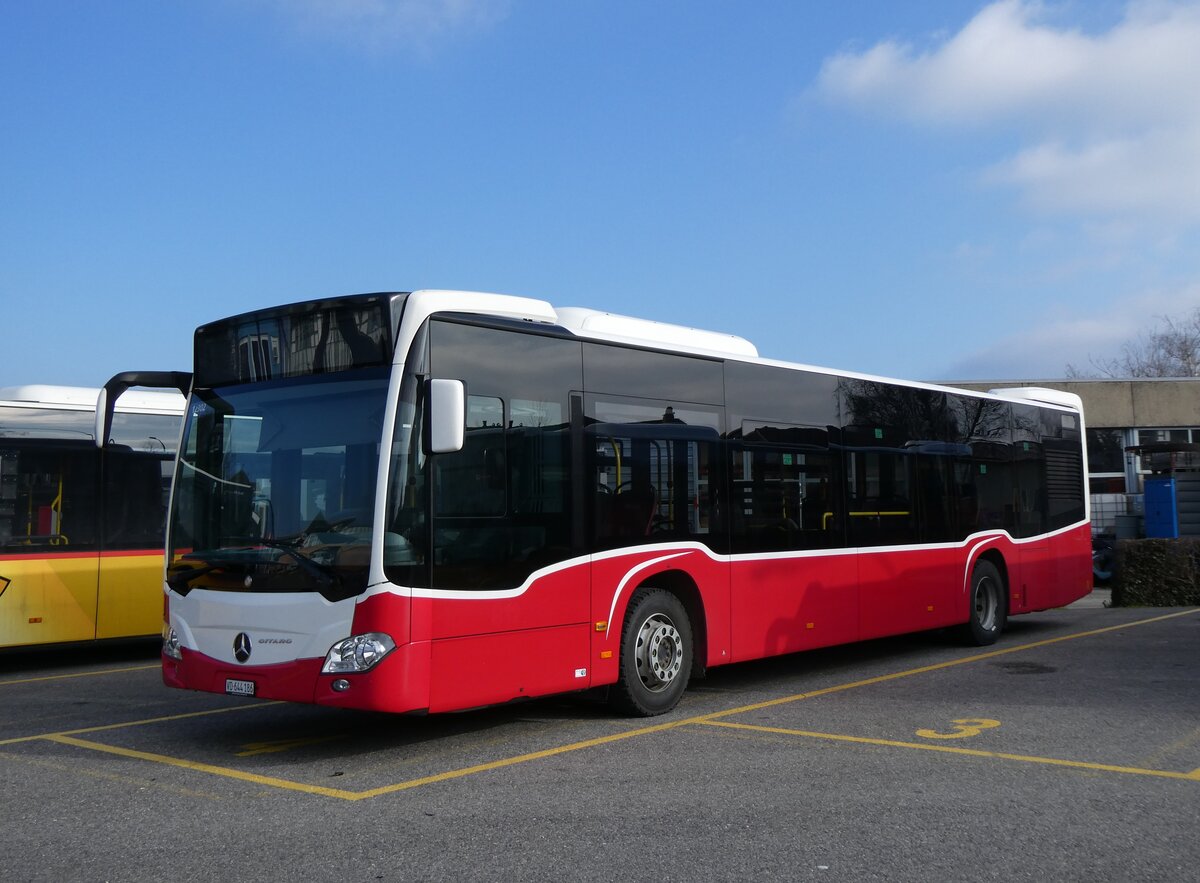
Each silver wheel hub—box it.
[975,576,999,631]
[634,613,683,693]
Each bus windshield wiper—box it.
[166,564,222,593]
[251,537,338,590]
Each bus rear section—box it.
[161,290,1091,716]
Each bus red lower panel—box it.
[313,642,432,713]
[426,566,590,641]
[428,623,590,713]
[728,553,857,662]
[1010,525,1092,614]
[857,545,965,640]
[1045,524,1093,609]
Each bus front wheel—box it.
[611,588,693,717]
[963,559,1007,646]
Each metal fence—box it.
[1091,493,1143,537]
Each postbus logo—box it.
[233,632,252,663]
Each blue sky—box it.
[4,0,1200,388]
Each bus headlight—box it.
[322,633,396,673]
[162,626,183,661]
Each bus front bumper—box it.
[162,639,432,713]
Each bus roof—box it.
[554,307,759,359]
[0,384,185,413]
[199,290,1083,416]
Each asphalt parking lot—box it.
[1,594,1197,882]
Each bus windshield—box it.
[167,367,390,601]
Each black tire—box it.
[962,559,1007,646]
[610,589,693,716]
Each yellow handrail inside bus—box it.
[50,474,65,545]
[608,437,622,490]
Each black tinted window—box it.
[584,343,723,405]
[103,450,173,550]
[195,297,395,387]
[426,320,582,590]
[724,362,840,430]
[588,396,722,550]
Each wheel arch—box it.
[976,548,1010,616]
[636,568,708,678]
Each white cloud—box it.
[254,0,510,53]
[939,282,1200,379]
[985,126,1200,220]
[815,0,1200,221]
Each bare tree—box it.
[1067,308,1200,378]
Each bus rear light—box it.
[322,633,396,674]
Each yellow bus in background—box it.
[0,372,188,648]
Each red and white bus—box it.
[161,291,1091,715]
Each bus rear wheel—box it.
[611,589,692,717]
[963,559,1007,646]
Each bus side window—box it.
[845,449,917,547]
[730,424,841,553]
[0,445,99,551]
[424,320,583,591]
[102,450,171,550]
[434,395,505,517]
[587,397,721,550]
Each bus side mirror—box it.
[428,379,465,453]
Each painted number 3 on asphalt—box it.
[915,718,1002,740]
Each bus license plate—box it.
[225,678,256,697]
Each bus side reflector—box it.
[927,606,935,612]
[29,617,42,624]
[595,621,607,632]
[806,623,814,630]
[600,650,613,659]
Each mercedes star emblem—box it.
[233,632,252,663]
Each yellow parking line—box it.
[703,608,1200,721]
[47,734,359,800]
[0,664,160,686]
[236,736,345,756]
[698,719,1200,782]
[20,608,1198,798]
[351,718,695,800]
[1136,726,1200,771]
[47,717,700,802]
[0,702,281,747]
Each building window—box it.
[1086,428,1126,475]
